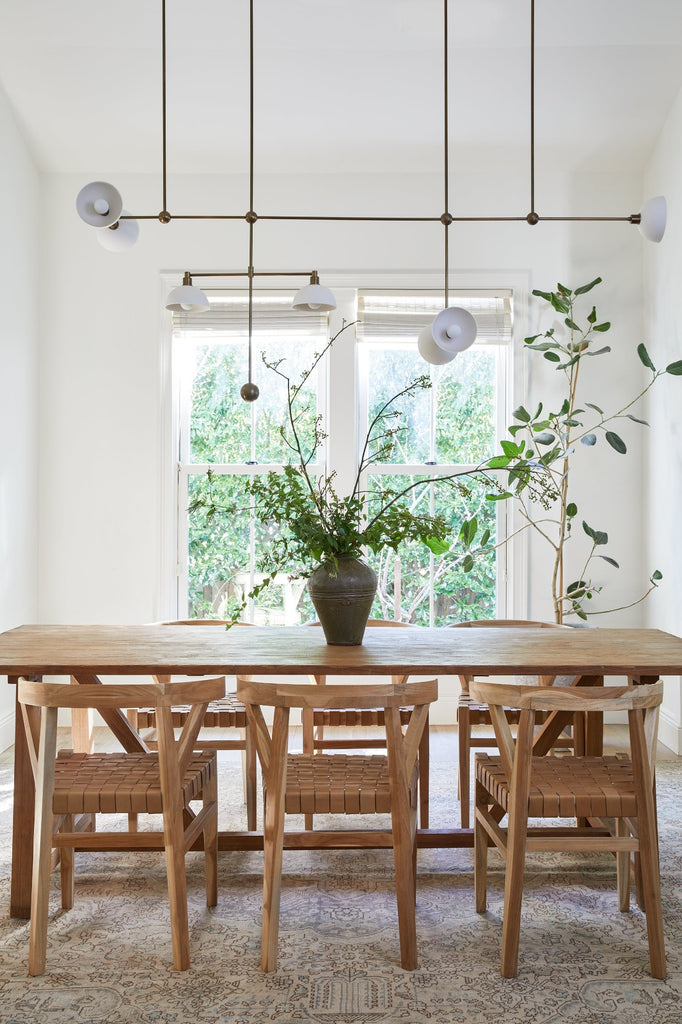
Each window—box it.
[172,287,513,623]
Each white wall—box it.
[643,84,682,753]
[0,81,40,749]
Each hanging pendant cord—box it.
[159,0,170,222]
[530,0,535,218]
[247,0,255,384]
[443,0,450,308]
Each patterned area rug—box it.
[0,755,681,1024]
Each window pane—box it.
[366,343,498,465]
[366,473,497,625]
[186,336,320,465]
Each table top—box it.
[1,623,682,678]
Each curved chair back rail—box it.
[470,680,664,713]
[237,677,438,710]
[18,677,225,710]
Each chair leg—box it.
[301,707,314,830]
[202,765,218,908]
[245,723,258,831]
[474,780,488,914]
[156,710,191,972]
[616,817,630,912]
[60,814,75,910]
[29,707,58,977]
[458,705,471,829]
[499,712,533,978]
[261,707,290,972]
[417,714,430,830]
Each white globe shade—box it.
[638,196,667,243]
[417,325,456,365]
[432,306,478,353]
[97,211,140,252]
[76,181,123,228]
[292,283,336,311]
[165,284,209,312]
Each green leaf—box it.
[637,343,656,371]
[533,402,544,419]
[586,402,604,414]
[566,502,578,518]
[524,334,541,344]
[574,277,602,296]
[487,455,511,469]
[652,569,663,581]
[558,355,581,369]
[534,431,555,445]
[485,491,513,501]
[544,351,561,362]
[576,609,588,621]
[565,318,581,331]
[582,521,596,541]
[605,431,627,454]
[598,555,620,568]
[581,433,597,446]
[587,306,597,324]
[550,294,571,315]
[594,530,608,546]
[500,439,520,458]
[462,554,474,573]
[513,405,531,422]
[625,413,649,426]
[567,579,587,595]
[425,536,450,556]
[593,322,611,332]
[666,360,682,375]
[531,289,553,302]
[584,345,611,357]
[557,282,572,297]
[480,529,491,547]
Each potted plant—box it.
[189,322,501,644]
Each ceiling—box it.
[1,0,682,179]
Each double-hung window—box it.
[172,287,513,623]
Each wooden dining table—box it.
[3,621,682,920]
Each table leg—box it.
[10,677,35,918]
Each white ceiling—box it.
[1,0,682,178]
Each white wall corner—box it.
[658,706,682,757]
[0,706,15,757]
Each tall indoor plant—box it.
[486,278,682,622]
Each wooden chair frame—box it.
[302,620,431,830]
[451,619,574,828]
[237,676,438,972]
[19,676,224,975]
[472,679,665,979]
[127,620,257,830]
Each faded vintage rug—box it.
[0,752,680,1024]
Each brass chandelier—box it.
[76,0,666,401]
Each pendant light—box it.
[165,272,210,312]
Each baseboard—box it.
[658,708,681,756]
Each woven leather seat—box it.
[53,750,216,815]
[473,679,665,979]
[282,753,396,815]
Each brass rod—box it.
[443,0,449,307]
[161,0,168,215]
[121,211,635,224]
[530,0,535,216]
[185,270,320,278]
[247,0,255,385]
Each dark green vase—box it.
[307,557,378,645]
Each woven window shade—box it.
[172,293,328,338]
[357,292,512,345]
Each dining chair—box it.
[302,619,431,830]
[450,619,574,828]
[472,678,665,978]
[237,675,438,972]
[128,619,257,830]
[18,676,223,975]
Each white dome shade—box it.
[97,212,140,252]
[76,181,123,228]
[292,283,336,311]
[417,324,456,365]
[432,306,478,353]
[165,283,210,312]
[638,196,667,243]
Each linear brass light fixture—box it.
[76,0,667,392]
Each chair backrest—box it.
[237,676,437,711]
[470,679,663,713]
[18,678,225,710]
